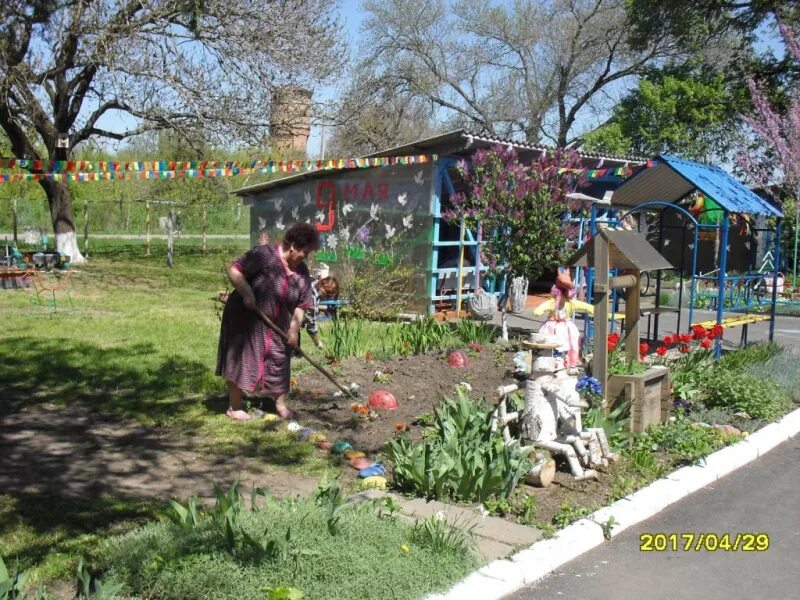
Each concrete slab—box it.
[399,497,542,547]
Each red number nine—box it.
[315,181,335,232]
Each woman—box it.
[216,222,320,421]
[532,268,594,368]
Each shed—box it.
[233,129,645,314]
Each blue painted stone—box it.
[358,463,385,478]
[297,428,315,441]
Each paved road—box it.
[499,307,800,350]
[508,437,800,600]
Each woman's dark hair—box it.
[282,222,321,251]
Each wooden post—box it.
[593,233,609,409]
[201,203,208,254]
[145,200,151,256]
[166,203,174,268]
[455,218,466,318]
[12,197,18,245]
[624,271,641,365]
[83,201,89,258]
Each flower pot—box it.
[607,366,671,433]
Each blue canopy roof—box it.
[611,154,783,218]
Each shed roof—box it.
[233,129,645,197]
[610,155,782,217]
[569,229,673,271]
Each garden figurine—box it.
[303,275,339,349]
[216,222,320,421]
[532,267,594,368]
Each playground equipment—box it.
[607,155,784,356]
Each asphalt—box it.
[506,436,800,600]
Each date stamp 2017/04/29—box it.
[640,533,770,552]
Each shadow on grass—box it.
[0,337,214,424]
[0,492,161,574]
[0,337,324,500]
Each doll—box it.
[532,268,594,368]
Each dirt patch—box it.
[289,346,516,454]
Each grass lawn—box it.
[0,240,343,586]
[1,239,334,465]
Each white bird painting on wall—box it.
[275,217,285,231]
[414,170,424,185]
[384,224,396,239]
[291,206,299,220]
[397,193,408,206]
[403,214,413,229]
[257,216,267,230]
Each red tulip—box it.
[608,332,621,345]
[680,333,692,344]
[656,346,667,357]
[700,338,712,349]
[639,342,649,355]
[663,335,673,346]
[680,344,690,353]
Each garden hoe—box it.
[253,308,360,400]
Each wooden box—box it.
[607,366,671,433]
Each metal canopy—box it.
[569,229,673,271]
[611,154,782,217]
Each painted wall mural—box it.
[249,164,434,309]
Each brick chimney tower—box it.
[270,86,313,155]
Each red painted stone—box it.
[367,389,399,410]
[447,350,468,368]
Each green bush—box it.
[633,415,735,465]
[718,343,782,371]
[704,370,791,421]
[743,349,800,404]
[451,320,497,347]
[388,390,532,503]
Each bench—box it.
[691,314,771,346]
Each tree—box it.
[582,68,741,160]
[327,71,440,157]
[0,0,343,261]
[444,145,583,337]
[360,0,684,147]
[735,21,800,281]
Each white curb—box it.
[425,405,800,600]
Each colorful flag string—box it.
[0,154,434,174]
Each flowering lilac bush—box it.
[443,145,584,283]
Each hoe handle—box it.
[253,308,358,400]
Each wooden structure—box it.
[569,229,672,404]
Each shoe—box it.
[226,408,251,421]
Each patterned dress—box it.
[216,245,314,395]
[533,298,594,368]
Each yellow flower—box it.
[400,544,410,553]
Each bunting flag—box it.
[557,166,637,178]
[0,154,434,175]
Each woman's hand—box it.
[241,291,256,310]
[287,330,299,348]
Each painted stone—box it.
[286,421,302,433]
[447,350,468,368]
[331,440,353,454]
[358,463,386,478]
[308,432,327,443]
[360,476,387,491]
[343,449,366,460]
[350,457,372,470]
[297,428,315,441]
[316,441,333,451]
[367,389,399,410]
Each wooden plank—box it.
[594,234,609,409]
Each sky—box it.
[306,1,366,159]
[92,1,787,161]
